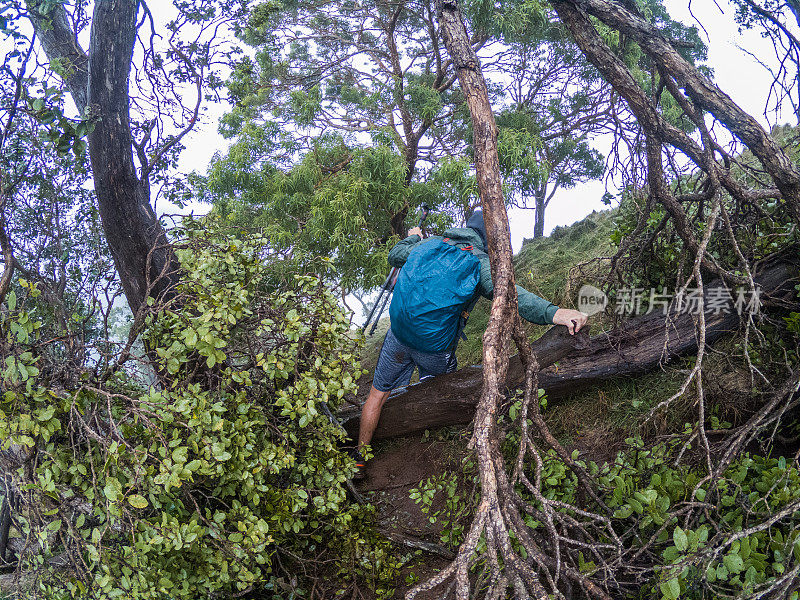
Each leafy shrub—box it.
[410,465,477,549]
[411,412,800,600]
[526,437,800,600]
[0,221,399,598]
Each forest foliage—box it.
[0,0,799,598]
[1,222,401,597]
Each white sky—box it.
[168,0,795,252]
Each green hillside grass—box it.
[458,208,618,366]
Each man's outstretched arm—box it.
[478,258,588,334]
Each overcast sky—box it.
[167,1,796,251]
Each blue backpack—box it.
[389,237,485,352]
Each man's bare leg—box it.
[358,385,391,452]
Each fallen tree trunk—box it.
[342,256,799,441]
[341,325,591,441]
[536,257,799,396]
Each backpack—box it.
[389,237,485,353]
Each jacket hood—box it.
[441,226,486,251]
[466,210,487,248]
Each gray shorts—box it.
[372,327,458,392]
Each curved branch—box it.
[25,1,89,112]
[558,0,800,220]
[0,214,13,305]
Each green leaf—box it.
[36,405,55,422]
[723,553,744,574]
[659,577,680,600]
[47,519,62,532]
[104,477,122,503]
[673,526,688,552]
[171,446,187,463]
[662,546,681,563]
[628,498,644,514]
[211,442,231,462]
[73,138,87,157]
[614,505,634,519]
[128,495,149,509]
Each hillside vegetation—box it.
[355,206,800,599]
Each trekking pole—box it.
[363,204,431,334]
[368,268,399,335]
[362,270,394,333]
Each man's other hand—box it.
[408,226,423,238]
[553,308,588,335]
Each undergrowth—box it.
[411,409,800,599]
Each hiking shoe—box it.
[349,448,367,481]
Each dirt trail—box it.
[358,438,446,492]
[354,436,466,598]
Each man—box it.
[354,210,588,474]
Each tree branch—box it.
[561,0,800,220]
[25,1,89,113]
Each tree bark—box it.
[533,190,546,238]
[342,324,590,440]
[788,0,800,29]
[0,479,11,564]
[551,0,800,223]
[26,1,89,112]
[26,1,180,315]
[345,256,798,442]
[407,3,552,598]
[0,214,13,305]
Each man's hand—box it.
[553,308,588,335]
[408,226,423,238]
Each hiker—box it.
[354,210,588,474]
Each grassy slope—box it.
[458,208,617,366]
